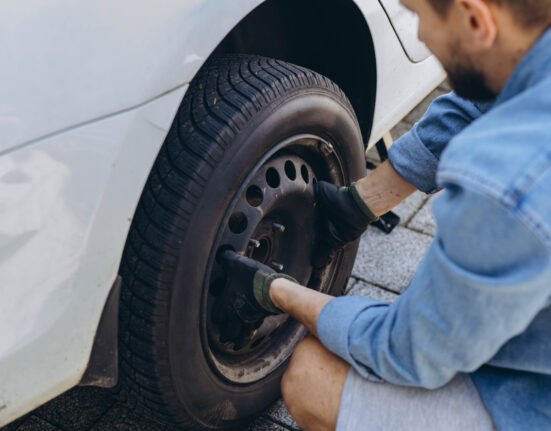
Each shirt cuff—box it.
[388,128,440,194]
[317,295,380,364]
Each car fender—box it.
[0,0,263,153]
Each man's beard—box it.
[444,53,497,102]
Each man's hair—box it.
[427,0,551,28]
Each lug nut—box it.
[271,261,284,271]
[249,239,261,248]
[272,223,285,233]
[318,141,334,156]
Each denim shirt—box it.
[317,28,551,431]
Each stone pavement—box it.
[1,83,448,431]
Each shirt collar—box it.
[496,26,551,105]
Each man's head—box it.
[401,0,551,101]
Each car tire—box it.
[118,54,366,430]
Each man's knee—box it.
[281,336,348,431]
[281,336,322,402]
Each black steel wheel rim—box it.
[202,134,345,384]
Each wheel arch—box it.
[211,0,377,145]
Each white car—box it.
[0,0,443,429]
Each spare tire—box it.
[118,54,366,430]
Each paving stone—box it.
[392,191,428,226]
[438,80,451,92]
[263,400,300,430]
[365,145,382,167]
[34,387,114,431]
[407,193,440,236]
[89,405,178,431]
[1,414,27,431]
[1,415,31,431]
[346,280,399,302]
[352,226,433,293]
[245,417,291,431]
[12,417,57,431]
[345,276,357,293]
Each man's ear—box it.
[456,0,497,49]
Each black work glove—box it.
[213,251,297,338]
[313,181,378,268]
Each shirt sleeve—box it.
[317,184,551,389]
[388,92,493,193]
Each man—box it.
[220,0,551,429]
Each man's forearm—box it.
[269,278,334,336]
[355,160,417,217]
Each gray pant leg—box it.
[337,370,495,431]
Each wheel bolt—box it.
[271,261,284,271]
[249,239,260,248]
[318,141,334,156]
[272,223,285,233]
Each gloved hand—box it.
[313,181,378,267]
[213,251,297,340]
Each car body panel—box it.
[0,0,443,426]
[377,0,432,62]
[0,0,258,153]
[0,85,187,427]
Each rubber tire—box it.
[118,54,367,430]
